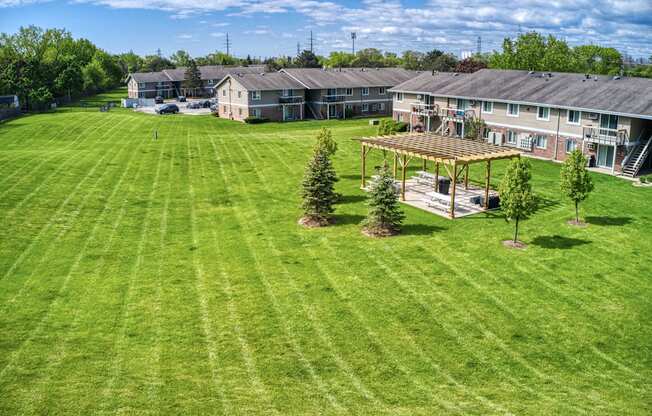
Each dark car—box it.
[155,103,179,114]
[177,96,186,102]
[198,99,212,108]
[186,101,202,109]
[154,96,164,104]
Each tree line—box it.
[1,26,650,111]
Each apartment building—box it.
[214,72,306,122]
[280,68,417,120]
[390,69,652,176]
[126,65,266,99]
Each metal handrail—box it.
[323,95,345,102]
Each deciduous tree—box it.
[499,158,537,246]
[560,150,594,224]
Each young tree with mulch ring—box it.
[362,163,405,237]
[299,144,339,227]
[560,149,594,226]
[499,158,537,248]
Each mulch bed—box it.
[298,216,335,228]
[361,226,400,238]
[567,219,588,227]
[502,240,527,249]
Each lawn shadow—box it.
[339,194,366,204]
[586,216,632,226]
[401,223,446,236]
[334,213,366,226]
[532,195,560,214]
[530,235,590,249]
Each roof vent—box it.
[453,73,459,76]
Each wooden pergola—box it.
[358,133,521,219]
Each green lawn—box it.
[0,100,650,415]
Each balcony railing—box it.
[323,95,346,103]
[279,96,304,104]
[583,127,628,146]
[438,107,476,120]
[411,103,439,116]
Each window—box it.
[208,79,214,85]
[362,103,369,112]
[345,103,353,110]
[327,88,337,96]
[251,108,261,118]
[537,106,550,121]
[362,87,369,96]
[567,109,581,125]
[378,87,386,95]
[396,92,404,102]
[565,139,577,153]
[282,89,292,97]
[506,130,517,144]
[379,102,385,111]
[457,98,469,110]
[371,104,378,112]
[223,105,227,112]
[345,88,353,96]
[534,134,547,149]
[251,90,261,100]
[482,101,493,114]
[237,91,242,98]
[222,89,226,96]
[138,83,145,89]
[507,103,519,117]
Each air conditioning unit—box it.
[417,94,423,100]
[494,132,503,146]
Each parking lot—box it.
[134,99,215,116]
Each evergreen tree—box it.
[183,59,202,96]
[300,144,338,226]
[314,127,337,156]
[363,164,404,236]
[498,158,537,245]
[295,50,321,68]
[560,149,594,224]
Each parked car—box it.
[199,100,212,108]
[186,101,202,109]
[155,103,179,114]
[177,96,186,102]
[154,96,164,104]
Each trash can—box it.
[437,178,450,195]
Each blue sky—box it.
[1,0,651,59]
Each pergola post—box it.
[401,154,407,201]
[435,162,440,192]
[393,152,398,179]
[484,160,491,209]
[450,162,457,219]
[422,159,427,172]
[361,144,367,189]
[464,164,469,190]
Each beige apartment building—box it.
[214,72,306,122]
[280,67,417,120]
[390,69,652,177]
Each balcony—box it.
[279,96,304,104]
[323,95,345,103]
[439,108,476,120]
[583,127,628,146]
[411,103,438,116]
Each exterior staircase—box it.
[622,132,652,177]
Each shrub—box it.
[244,116,269,124]
[377,119,408,135]
[394,121,408,132]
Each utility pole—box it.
[309,30,314,53]
[476,36,482,56]
[351,32,357,55]
[225,33,232,56]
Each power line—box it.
[225,33,232,56]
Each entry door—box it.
[328,105,337,118]
[597,144,614,168]
[455,122,463,137]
